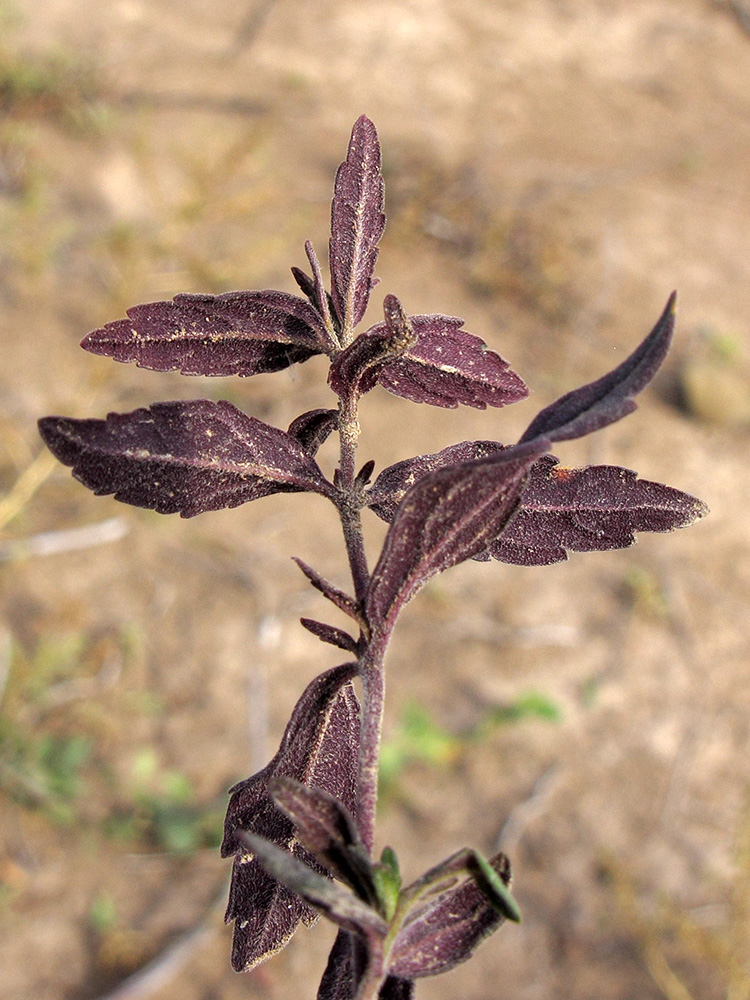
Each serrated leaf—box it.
[389,852,513,980]
[221,664,360,972]
[81,290,330,376]
[365,439,550,629]
[288,408,339,455]
[520,292,676,444]
[293,557,362,622]
[39,400,333,518]
[490,457,709,566]
[329,115,385,336]
[329,295,419,400]
[238,831,388,938]
[300,618,359,654]
[270,777,378,906]
[362,314,528,409]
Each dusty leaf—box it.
[39,400,333,518]
[293,557,362,622]
[300,618,359,654]
[520,293,676,444]
[317,931,411,1000]
[365,439,549,629]
[328,296,417,399]
[364,314,528,409]
[291,240,336,335]
[366,441,504,522]
[490,457,709,565]
[317,930,370,1000]
[271,776,377,905]
[287,408,338,455]
[237,831,387,938]
[221,664,360,972]
[81,289,330,376]
[329,115,385,334]
[389,853,513,979]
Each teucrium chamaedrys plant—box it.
[39,116,708,999]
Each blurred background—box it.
[1,1,749,998]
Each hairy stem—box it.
[357,633,388,854]
[337,391,369,604]
[335,386,387,856]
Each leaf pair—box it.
[221,664,360,971]
[241,777,519,999]
[361,293,707,630]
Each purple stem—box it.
[357,632,389,854]
[335,383,386,854]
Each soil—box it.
[2,1,750,999]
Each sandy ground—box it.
[2,1,750,998]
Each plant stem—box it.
[357,633,388,855]
[337,391,369,604]
[335,386,387,855]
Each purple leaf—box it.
[329,116,385,334]
[328,296,418,399]
[318,930,369,1000]
[378,979,414,1000]
[39,400,333,518]
[221,663,360,972]
[237,831,388,938]
[489,456,709,566]
[355,459,376,490]
[293,557,362,622]
[318,931,411,1000]
[270,777,377,905]
[366,440,505,522]
[520,292,676,444]
[362,314,528,409]
[287,408,338,455]
[389,853,513,979]
[291,265,316,301]
[81,290,331,376]
[292,241,336,335]
[300,618,359,654]
[365,438,550,630]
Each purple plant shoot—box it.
[39,115,707,1000]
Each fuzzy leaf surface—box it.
[363,314,527,409]
[365,439,549,629]
[520,293,676,444]
[318,930,369,1000]
[329,115,385,332]
[300,618,359,654]
[318,931,413,1000]
[293,558,361,621]
[366,441,504,522]
[39,400,332,518]
[287,409,338,455]
[389,853,512,979]
[237,831,388,938]
[221,664,360,972]
[271,777,377,906]
[490,456,709,565]
[81,290,329,376]
[328,295,417,399]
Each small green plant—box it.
[39,117,707,998]
[379,693,561,797]
[108,749,223,854]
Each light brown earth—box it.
[2,1,750,998]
